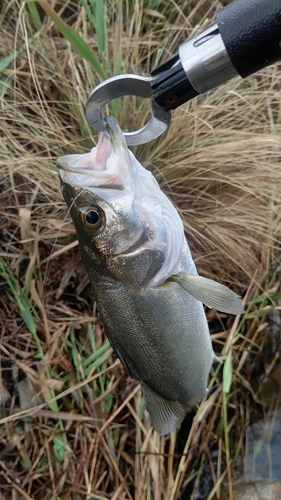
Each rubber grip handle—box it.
[217,0,281,78]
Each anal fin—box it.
[142,383,186,436]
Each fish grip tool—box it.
[85,0,281,145]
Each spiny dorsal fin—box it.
[141,383,186,436]
[172,273,244,315]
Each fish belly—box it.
[92,277,214,407]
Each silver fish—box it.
[57,116,244,435]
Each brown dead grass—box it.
[0,0,281,499]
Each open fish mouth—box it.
[57,116,127,173]
[56,116,132,191]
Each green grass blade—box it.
[79,0,97,31]
[104,390,113,413]
[88,322,96,352]
[0,258,37,336]
[0,53,17,72]
[0,42,26,71]
[93,0,106,54]
[17,295,37,335]
[84,348,113,375]
[25,0,42,31]
[83,341,111,368]
[53,435,67,462]
[113,0,121,75]
[38,0,106,79]
[81,0,106,54]
[223,349,233,394]
[0,75,11,98]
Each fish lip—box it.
[103,115,127,155]
[59,174,124,191]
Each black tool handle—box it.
[151,0,281,111]
[217,0,281,78]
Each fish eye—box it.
[80,207,104,230]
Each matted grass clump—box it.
[0,1,281,499]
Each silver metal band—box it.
[179,23,239,95]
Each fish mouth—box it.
[56,116,130,191]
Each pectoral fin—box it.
[142,383,187,436]
[172,273,244,315]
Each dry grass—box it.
[0,0,281,499]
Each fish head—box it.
[57,116,184,290]
[58,164,149,259]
